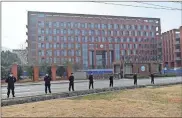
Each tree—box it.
[26,66,34,80]
[1,51,21,67]
[1,51,21,79]
[17,65,23,80]
[56,66,66,77]
[39,62,51,76]
[72,63,82,71]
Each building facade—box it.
[27,11,162,69]
[162,26,182,69]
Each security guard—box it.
[6,73,16,98]
[109,74,114,87]
[133,73,137,85]
[44,74,51,94]
[88,72,94,89]
[69,73,74,91]
[151,73,155,84]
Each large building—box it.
[26,11,162,69]
[162,26,182,69]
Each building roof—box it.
[28,11,160,20]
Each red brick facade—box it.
[27,11,162,69]
[162,26,182,68]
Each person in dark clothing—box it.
[133,73,137,85]
[109,74,114,87]
[151,73,155,84]
[6,73,16,98]
[88,72,94,89]
[44,74,51,94]
[69,73,74,91]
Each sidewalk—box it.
[1,80,89,87]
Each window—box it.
[109,44,113,49]
[71,43,74,48]
[114,30,117,36]
[63,36,66,42]
[91,23,94,29]
[60,22,64,27]
[74,22,78,28]
[102,30,105,36]
[71,50,74,56]
[67,22,71,28]
[71,22,74,28]
[94,24,98,28]
[84,30,88,35]
[89,30,91,35]
[88,23,91,28]
[91,30,95,35]
[68,44,71,49]
[81,23,85,28]
[71,29,74,35]
[68,36,71,42]
[38,14,45,17]
[64,44,67,48]
[101,24,105,29]
[111,31,113,36]
[63,29,67,34]
[71,36,74,42]
[56,43,59,48]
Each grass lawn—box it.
[1,85,182,117]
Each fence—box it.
[162,69,182,76]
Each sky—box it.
[1,2,181,50]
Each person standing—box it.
[133,73,137,85]
[88,72,94,89]
[151,73,155,84]
[6,73,16,98]
[69,73,74,91]
[109,74,114,87]
[44,74,51,94]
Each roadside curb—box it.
[2,82,182,107]
[1,80,89,87]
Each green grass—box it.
[72,91,120,100]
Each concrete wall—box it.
[74,72,87,80]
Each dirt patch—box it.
[2,85,182,117]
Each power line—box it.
[136,1,182,10]
[92,1,182,11]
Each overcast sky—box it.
[2,2,181,50]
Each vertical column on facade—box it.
[92,51,94,69]
[67,65,72,79]
[51,65,57,81]
[33,66,39,81]
[107,50,110,68]
[94,50,96,68]
[11,63,18,80]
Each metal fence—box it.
[162,69,182,76]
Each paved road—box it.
[1,77,181,99]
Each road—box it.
[1,77,181,99]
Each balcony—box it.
[175,41,180,45]
[175,57,181,60]
[175,49,181,52]
[26,32,28,35]
[26,25,28,28]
